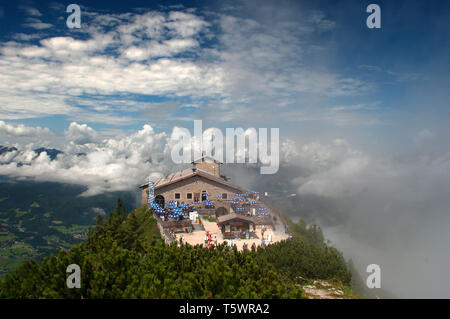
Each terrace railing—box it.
[152,211,176,244]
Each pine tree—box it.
[108,197,127,230]
[115,197,127,217]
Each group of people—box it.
[173,225,279,249]
[204,232,218,247]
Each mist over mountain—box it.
[222,145,450,298]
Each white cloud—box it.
[121,38,199,60]
[415,129,434,143]
[0,9,217,122]
[12,33,43,41]
[0,7,371,125]
[19,6,42,17]
[65,122,98,145]
[0,123,175,196]
[309,10,336,32]
[277,138,450,297]
[23,21,53,30]
[166,11,209,37]
[0,120,52,137]
[91,207,106,216]
[282,138,362,173]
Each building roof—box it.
[192,155,223,164]
[217,213,255,224]
[146,168,194,188]
[140,168,246,192]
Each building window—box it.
[222,193,227,199]
[187,193,193,200]
[174,193,181,199]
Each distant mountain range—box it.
[0,146,18,155]
[33,147,64,160]
[0,145,64,162]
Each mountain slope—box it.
[0,202,359,299]
[0,177,136,278]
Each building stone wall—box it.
[194,160,220,176]
[141,175,240,213]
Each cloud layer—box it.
[272,138,450,298]
[0,4,372,126]
[0,122,172,196]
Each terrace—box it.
[149,191,288,250]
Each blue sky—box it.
[0,0,448,154]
